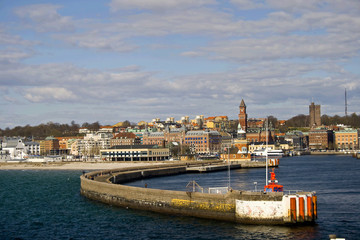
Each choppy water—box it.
[1,155,359,239]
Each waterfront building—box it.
[2,138,28,159]
[309,102,321,128]
[100,145,170,161]
[221,124,251,161]
[285,131,306,150]
[163,125,186,145]
[308,129,334,150]
[334,128,359,150]
[1,137,40,157]
[142,131,165,146]
[110,132,141,147]
[219,131,232,150]
[142,125,186,147]
[246,127,275,143]
[0,150,10,161]
[56,137,83,153]
[40,136,60,155]
[26,141,40,155]
[70,133,112,157]
[184,130,221,154]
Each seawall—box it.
[80,162,316,224]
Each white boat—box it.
[252,148,283,157]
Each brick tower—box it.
[309,102,321,128]
[238,99,247,132]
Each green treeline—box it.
[282,113,360,128]
[0,121,101,138]
[0,113,359,138]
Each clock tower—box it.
[238,99,247,132]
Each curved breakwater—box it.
[80,162,317,224]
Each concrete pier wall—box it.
[80,163,316,224]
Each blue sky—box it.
[0,0,359,128]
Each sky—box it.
[0,0,359,128]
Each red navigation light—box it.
[264,168,283,192]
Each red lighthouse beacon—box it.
[264,169,283,192]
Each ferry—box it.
[252,148,284,157]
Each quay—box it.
[80,160,316,225]
[187,163,241,173]
[310,151,357,156]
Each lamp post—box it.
[265,118,268,187]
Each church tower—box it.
[238,99,247,132]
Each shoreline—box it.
[0,161,166,171]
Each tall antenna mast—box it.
[345,88,348,117]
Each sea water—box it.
[0,155,359,239]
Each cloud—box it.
[230,0,265,10]
[14,4,74,32]
[266,0,360,14]
[24,87,77,102]
[56,31,138,52]
[180,51,204,57]
[198,32,360,62]
[1,0,359,127]
[109,0,215,12]
[0,48,33,63]
[0,25,36,46]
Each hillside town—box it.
[1,99,359,163]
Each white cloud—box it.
[1,0,359,127]
[24,87,77,102]
[180,51,204,57]
[14,4,74,32]
[266,0,360,14]
[57,31,138,52]
[0,26,36,46]
[109,0,215,12]
[198,32,360,62]
[230,0,265,10]
[0,48,32,63]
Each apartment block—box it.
[308,129,334,150]
[334,129,359,150]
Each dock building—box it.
[100,145,170,161]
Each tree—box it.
[286,114,309,127]
[267,115,278,128]
[88,122,100,132]
[122,120,131,128]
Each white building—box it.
[71,133,112,156]
[1,138,40,160]
[25,141,40,155]
[2,138,28,160]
